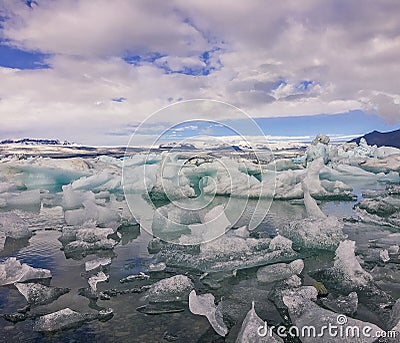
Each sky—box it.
[0,0,399,146]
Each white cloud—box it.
[0,0,399,144]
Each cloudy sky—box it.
[0,0,399,145]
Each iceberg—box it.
[0,257,51,286]
[188,290,228,337]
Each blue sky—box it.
[0,1,399,145]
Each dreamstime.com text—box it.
[257,314,397,339]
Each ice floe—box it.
[0,257,51,286]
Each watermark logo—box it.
[122,99,276,245]
[257,314,397,339]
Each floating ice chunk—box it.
[257,259,304,283]
[281,184,346,250]
[189,290,228,337]
[0,211,31,239]
[269,234,293,251]
[283,291,382,343]
[62,185,95,210]
[120,272,150,283]
[148,262,166,272]
[72,171,121,192]
[312,134,330,145]
[236,301,283,343]
[4,189,41,210]
[33,307,113,332]
[182,205,231,244]
[306,135,330,164]
[321,292,358,316]
[85,257,112,272]
[143,275,194,303]
[302,181,326,219]
[359,154,400,174]
[75,227,115,243]
[320,180,352,194]
[227,225,249,238]
[356,196,400,228]
[156,234,299,272]
[376,146,400,158]
[60,223,118,258]
[269,283,316,310]
[354,138,377,158]
[151,204,201,241]
[282,215,346,251]
[311,240,375,294]
[380,249,390,263]
[15,282,69,305]
[64,200,120,227]
[88,271,109,292]
[331,240,373,288]
[0,257,51,286]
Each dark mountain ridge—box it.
[349,128,400,149]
